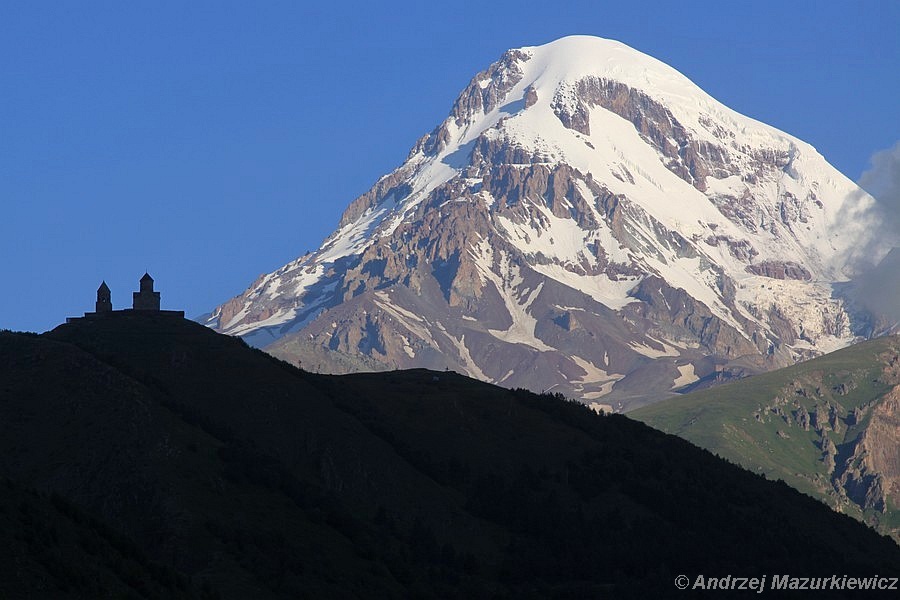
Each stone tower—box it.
[96,281,112,313]
[133,272,161,311]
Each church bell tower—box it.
[96,281,112,313]
[132,272,161,311]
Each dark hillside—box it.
[0,475,199,599]
[0,315,896,597]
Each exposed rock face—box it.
[759,349,900,518]
[205,36,882,409]
[846,385,900,509]
[553,77,736,192]
[745,261,812,281]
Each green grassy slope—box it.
[632,335,900,538]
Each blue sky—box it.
[2,1,898,332]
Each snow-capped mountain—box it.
[206,36,884,410]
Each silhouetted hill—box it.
[1,314,898,598]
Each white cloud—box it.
[860,142,900,244]
[845,142,900,330]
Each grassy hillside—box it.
[1,315,899,597]
[632,335,900,539]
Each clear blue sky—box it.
[2,0,898,332]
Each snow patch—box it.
[401,336,416,358]
[672,363,699,389]
[629,337,680,359]
[571,355,623,398]
[435,322,489,381]
[373,291,439,348]
[531,263,639,310]
[471,241,554,351]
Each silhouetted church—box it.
[68,273,184,322]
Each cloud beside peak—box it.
[858,141,900,242]
[844,141,900,331]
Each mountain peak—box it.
[206,38,883,407]
[515,35,708,101]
